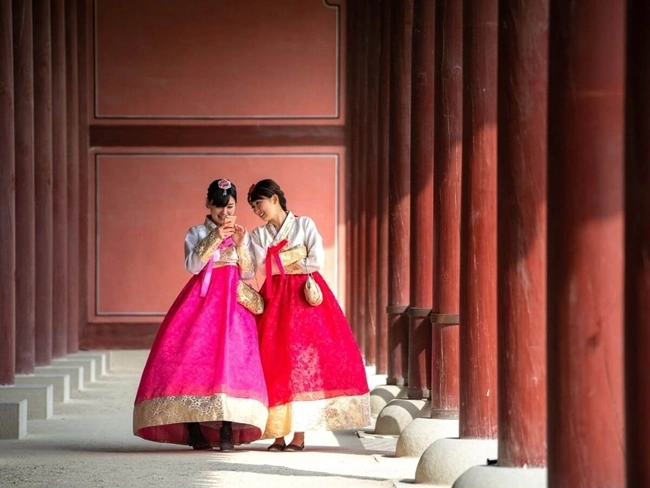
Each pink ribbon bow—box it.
[200,237,233,297]
[265,239,288,297]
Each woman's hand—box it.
[217,222,235,240]
[231,224,246,246]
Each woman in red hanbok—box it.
[247,179,371,451]
[133,179,268,451]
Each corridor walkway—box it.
[0,351,418,488]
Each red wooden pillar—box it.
[626,2,650,486]
[65,0,79,353]
[33,0,53,366]
[76,0,88,345]
[407,0,434,400]
[13,0,36,374]
[386,0,413,387]
[346,0,360,343]
[547,0,626,485]
[364,0,381,368]
[430,0,461,420]
[375,0,391,375]
[51,0,67,358]
[497,0,548,467]
[356,0,369,359]
[0,0,17,386]
[458,0,498,439]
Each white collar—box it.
[266,211,295,244]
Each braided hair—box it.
[247,179,288,212]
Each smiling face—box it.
[206,196,236,226]
[249,196,279,223]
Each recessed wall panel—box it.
[94,0,341,119]
[94,153,339,317]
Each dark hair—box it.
[247,179,288,212]
[207,178,237,207]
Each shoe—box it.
[192,442,212,451]
[187,422,212,451]
[284,442,304,452]
[219,421,235,452]
[220,441,235,451]
[267,441,286,451]
[219,440,235,452]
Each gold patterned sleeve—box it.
[237,245,255,275]
[193,229,223,263]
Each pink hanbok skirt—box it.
[133,264,268,446]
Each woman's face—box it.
[249,197,276,222]
[206,196,236,226]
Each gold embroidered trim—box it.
[194,229,223,263]
[268,245,307,275]
[217,244,238,263]
[237,281,264,315]
[281,262,304,275]
[262,393,371,439]
[237,246,255,274]
[133,393,268,434]
[280,244,307,267]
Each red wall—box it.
[82,0,347,348]
[93,0,342,121]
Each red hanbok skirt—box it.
[257,271,371,438]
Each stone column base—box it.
[35,366,84,391]
[0,400,27,439]
[52,358,96,383]
[453,465,547,488]
[0,385,53,420]
[370,385,408,417]
[15,374,70,404]
[374,399,430,435]
[70,351,109,376]
[396,417,459,458]
[415,437,498,486]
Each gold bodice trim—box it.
[270,244,308,275]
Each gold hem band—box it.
[263,393,371,439]
[133,393,268,434]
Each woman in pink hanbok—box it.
[247,179,371,452]
[133,179,268,452]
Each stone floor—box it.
[0,351,419,488]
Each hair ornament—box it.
[217,179,232,195]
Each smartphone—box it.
[224,215,237,226]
